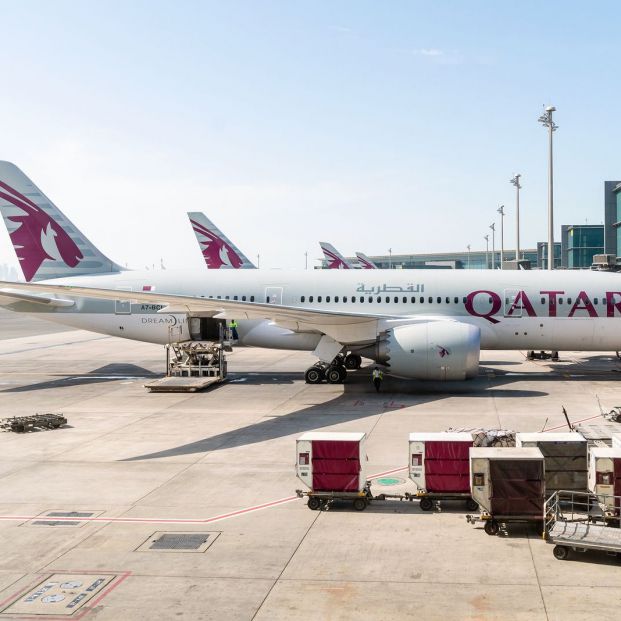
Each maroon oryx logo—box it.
[0,180,83,281]
[437,345,450,358]
[190,218,244,269]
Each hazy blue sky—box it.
[0,1,619,271]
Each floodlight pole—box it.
[510,174,522,262]
[489,223,496,269]
[538,106,558,270]
[484,234,489,269]
[497,205,505,269]
[467,244,471,269]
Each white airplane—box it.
[319,242,354,269]
[188,212,256,269]
[2,161,621,387]
[355,252,378,269]
[320,242,378,270]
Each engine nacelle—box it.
[361,322,480,381]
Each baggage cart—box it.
[516,432,587,494]
[545,490,621,561]
[467,447,545,535]
[409,432,479,511]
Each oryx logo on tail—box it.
[190,218,244,269]
[0,180,83,281]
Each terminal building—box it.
[323,180,618,270]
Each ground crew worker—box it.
[372,366,383,392]
[230,319,239,341]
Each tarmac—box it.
[1,308,621,620]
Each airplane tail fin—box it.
[319,242,351,269]
[0,161,123,282]
[355,252,378,269]
[187,212,255,269]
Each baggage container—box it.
[469,447,545,535]
[296,432,366,493]
[516,432,587,493]
[588,447,621,514]
[409,432,477,511]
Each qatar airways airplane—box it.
[320,242,377,270]
[1,160,621,386]
[187,212,256,269]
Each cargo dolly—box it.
[545,490,621,561]
[296,483,416,512]
[466,511,544,536]
[416,491,479,513]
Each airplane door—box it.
[115,287,132,315]
[265,287,283,305]
[503,289,522,318]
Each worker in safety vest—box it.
[372,367,383,392]
[229,319,239,341]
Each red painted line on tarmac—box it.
[0,575,45,608]
[0,470,408,528]
[368,466,408,478]
[0,496,299,526]
[75,571,132,620]
[544,413,604,432]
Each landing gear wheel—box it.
[465,498,479,512]
[345,354,362,370]
[484,520,500,536]
[307,496,321,511]
[305,367,324,384]
[326,366,346,384]
[419,497,434,512]
[553,545,569,560]
[353,497,367,511]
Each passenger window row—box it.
[206,295,255,302]
[299,295,469,304]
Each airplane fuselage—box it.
[4,268,621,352]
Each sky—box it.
[0,0,619,273]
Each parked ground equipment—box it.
[294,432,416,511]
[467,447,545,535]
[0,413,67,433]
[588,447,621,517]
[296,432,371,511]
[516,432,587,494]
[409,432,478,511]
[545,490,621,561]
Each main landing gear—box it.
[304,353,362,385]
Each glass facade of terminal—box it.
[561,225,604,269]
[328,248,544,270]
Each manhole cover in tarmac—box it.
[0,573,116,616]
[136,531,220,553]
[24,510,102,527]
[375,477,406,486]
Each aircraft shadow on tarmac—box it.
[0,363,157,393]
[122,368,549,462]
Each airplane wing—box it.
[0,280,444,345]
[0,288,75,307]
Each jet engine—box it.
[358,322,480,381]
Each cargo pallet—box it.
[296,483,415,512]
[416,492,479,512]
[0,413,67,433]
[466,511,544,536]
[545,490,621,561]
